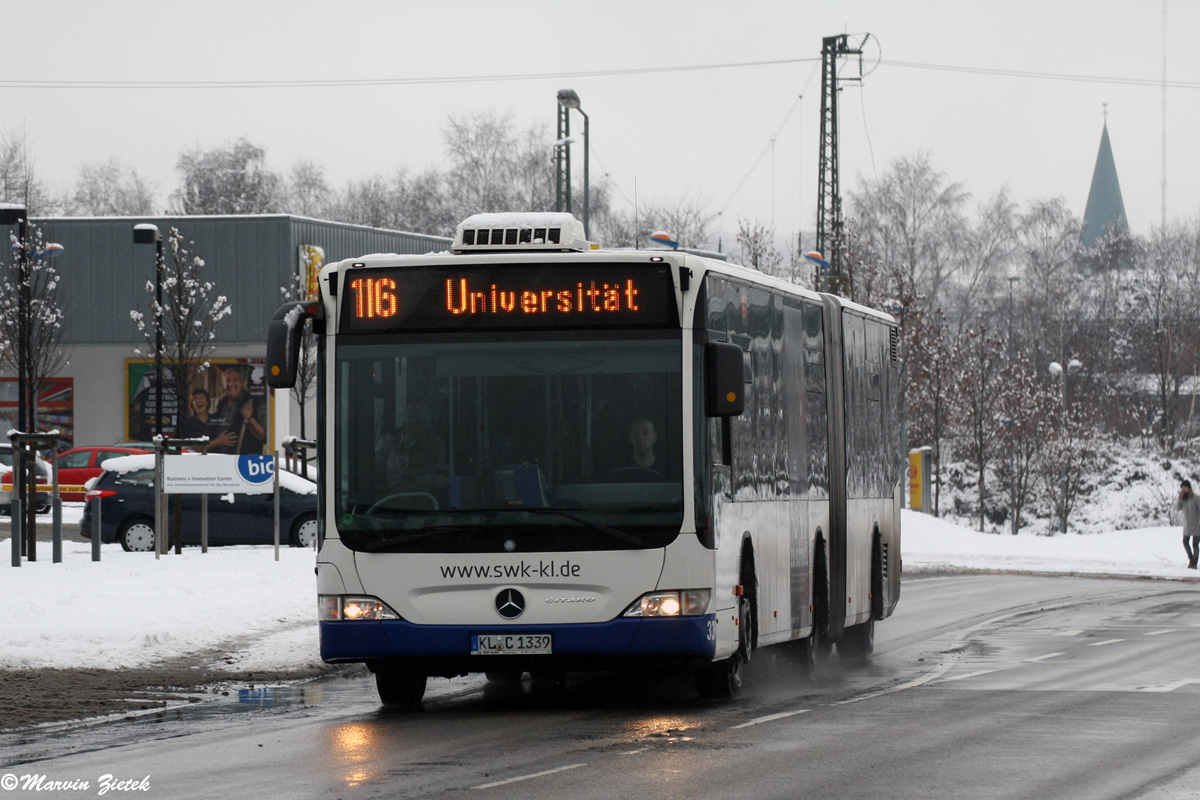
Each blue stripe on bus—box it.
[319,615,717,661]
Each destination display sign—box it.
[339,264,677,331]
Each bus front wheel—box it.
[695,590,753,700]
[375,667,427,709]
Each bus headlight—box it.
[319,595,401,621]
[622,589,711,618]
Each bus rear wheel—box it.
[838,617,875,659]
[375,667,427,708]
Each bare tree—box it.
[393,168,458,236]
[172,138,281,215]
[509,124,556,213]
[943,190,1017,334]
[1126,223,1200,448]
[326,175,396,229]
[736,218,784,276]
[848,152,970,318]
[283,159,330,218]
[0,129,59,216]
[442,110,520,214]
[67,158,157,216]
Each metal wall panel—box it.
[27,215,450,347]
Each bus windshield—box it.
[335,331,684,553]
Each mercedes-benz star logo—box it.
[495,588,525,620]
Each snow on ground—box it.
[1,507,1196,673]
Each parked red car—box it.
[53,446,151,501]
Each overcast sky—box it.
[3,0,1196,247]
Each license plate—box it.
[470,633,552,655]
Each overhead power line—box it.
[878,59,1200,89]
[0,58,1195,91]
[0,59,819,90]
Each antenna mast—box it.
[816,34,866,295]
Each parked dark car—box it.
[54,445,152,501]
[80,455,318,551]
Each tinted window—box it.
[114,469,155,488]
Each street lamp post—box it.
[1049,358,1083,534]
[557,89,590,238]
[134,224,164,437]
[1,204,27,567]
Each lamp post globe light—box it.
[557,89,590,239]
[1048,358,1083,534]
[134,224,165,437]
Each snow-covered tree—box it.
[736,218,784,277]
[905,305,956,516]
[0,222,69,431]
[1039,404,1099,535]
[129,226,232,432]
[995,357,1057,534]
[954,325,1007,531]
[172,138,280,215]
[68,158,156,216]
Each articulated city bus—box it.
[267,212,902,707]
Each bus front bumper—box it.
[320,615,718,672]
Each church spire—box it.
[1080,115,1129,253]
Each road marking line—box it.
[1025,652,1065,662]
[1054,630,1084,637]
[1144,629,1177,636]
[620,747,649,755]
[732,709,810,729]
[473,764,586,790]
[1087,639,1124,647]
[940,669,998,683]
[1141,679,1200,693]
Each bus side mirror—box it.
[705,342,745,417]
[266,301,323,389]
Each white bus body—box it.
[267,212,902,706]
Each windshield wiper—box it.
[524,508,643,546]
[358,525,478,552]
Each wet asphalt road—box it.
[3,573,1200,799]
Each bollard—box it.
[91,493,102,562]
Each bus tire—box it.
[838,617,875,659]
[839,532,881,659]
[696,551,756,700]
[812,541,833,658]
[695,655,743,700]
[375,667,427,708]
[789,632,817,676]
